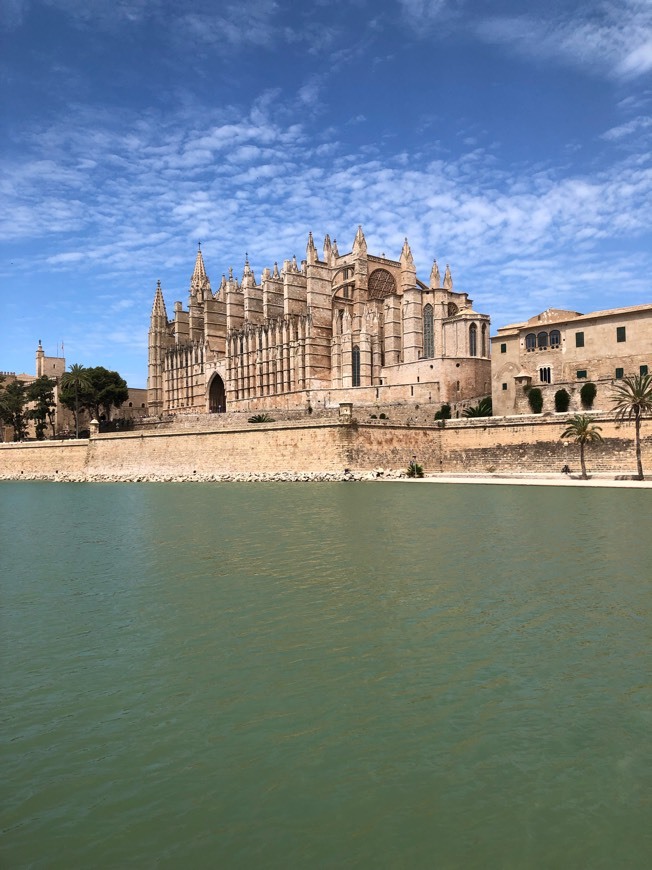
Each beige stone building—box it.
[491,303,652,416]
[147,228,491,417]
[1,343,147,440]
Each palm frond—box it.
[611,373,652,421]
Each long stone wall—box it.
[347,416,649,475]
[1,415,650,479]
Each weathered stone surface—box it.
[1,416,649,481]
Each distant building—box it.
[147,228,491,416]
[0,343,147,440]
[491,304,652,416]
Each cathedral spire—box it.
[400,237,414,267]
[430,259,441,288]
[443,264,453,290]
[151,280,168,322]
[306,231,317,265]
[352,225,367,255]
[242,254,255,288]
[190,245,211,297]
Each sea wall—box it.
[342,416,650,474]
[0,438,90,478]
[1,415,650,480]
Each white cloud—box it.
[398,0,462,28]
[476,1,652,81]
[2,84,652,379]
[601,116,652,141]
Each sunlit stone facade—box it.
[491,304,652,415]
[147,228,491,416]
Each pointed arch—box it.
[423,304,434,358]
[352,345,361,387]
[469,322,478,357]
[208,373,226,413]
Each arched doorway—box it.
[209,374,226,413]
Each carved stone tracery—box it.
[368,268,396,299]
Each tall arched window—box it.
[423,304,434,358]
[526,333,536,352]
[481,323,487,357]
[537,331,548,349]
[469,323,478,357]
[549,329,561,348]
[352,345,361,386]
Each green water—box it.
[1,481,650,869]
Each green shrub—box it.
[580,382,597,409]
[370,414,377,419]
[248,413,275,423]
[554,389,570,413]
[463,397,492,418]
[406,461,424,478]
[379,412,387,420]
[434,403,451,420]
[528,387,543,414]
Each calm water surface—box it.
[1,482,650,869]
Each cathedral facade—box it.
[147,228,491,416]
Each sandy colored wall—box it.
[345,416,651,475]
[0,439,89,477]
[1,415,650,479]
[86,423,349,476]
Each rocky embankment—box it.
[0,469,406,483]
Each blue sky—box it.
[1,0,651,388]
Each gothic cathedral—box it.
[147,228,491,415]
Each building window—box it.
[576,369,587,379]
[525,333,536,352]
[617,326,626,343]
[549,329,561,348]
[423,304,434,358]
[368,268,396,299]
[481,323,487,356]
[469,323,477,356]
[615,367,624,379]
[537,331,548,350]
[575,332,584,348]
[641,365,649,376]
[539,366,551,384]
[500,343,507,354]
[352,345,361,387]
[502,383,507,390]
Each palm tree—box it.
[463,397,493,418]
[561,415,603,480]
[611,372,652,480]
[61,364,92,438]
